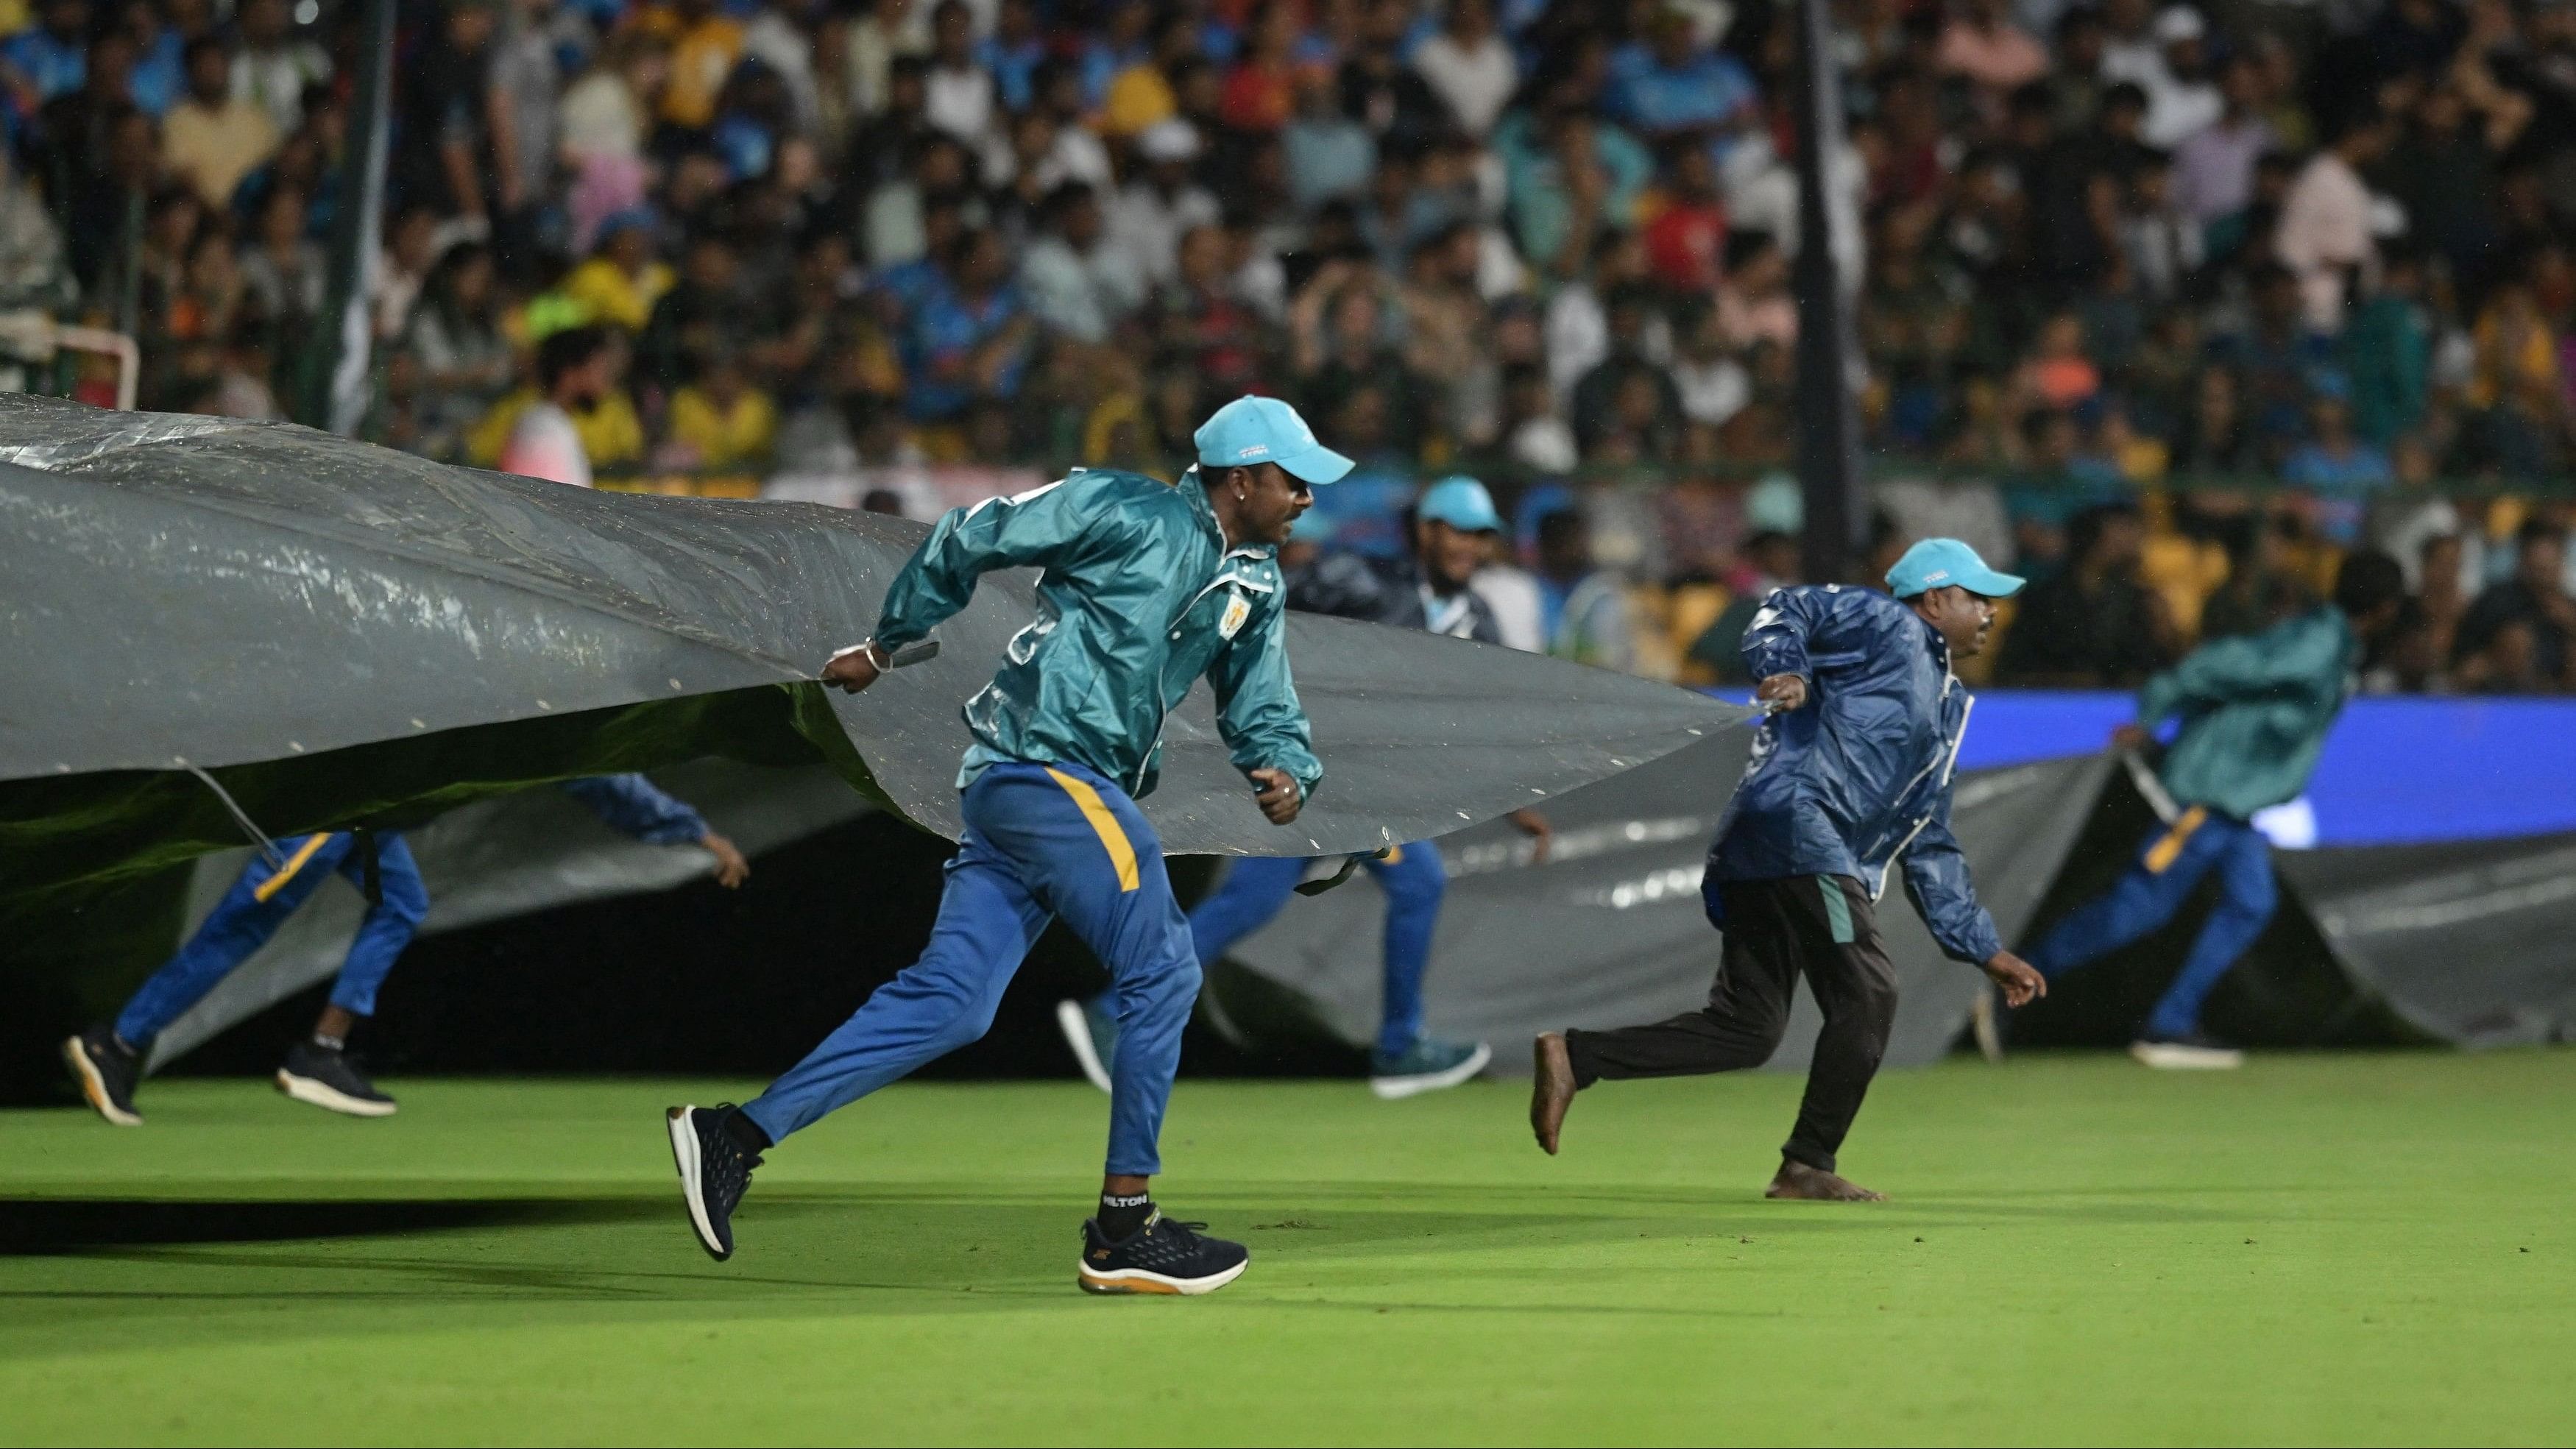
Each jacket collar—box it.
[1910,604,1954,673]
[1179,465,1277,563]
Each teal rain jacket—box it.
[2139,605,2359,822]
[871,467,1325,802]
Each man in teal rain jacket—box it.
[2022,549,2407,1068]
[666,395,1340,1297]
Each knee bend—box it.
[1837,974,1900,1028]
[1135,954,1202,1010]
[1714,1001,1791,1055]
[379,882,430,929]
[930,994,1005,1053]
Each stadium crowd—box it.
[2,0,2575,689]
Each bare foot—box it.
[1765,1159,1886,1202]
[1529,1032,1575,1155]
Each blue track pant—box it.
[743,761,1199,1177]
[115,832,429,1046]
[1175,842,1446,1057]
[2024,808,2277,1039]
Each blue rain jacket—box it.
[874,467,1323,801]
[1707,584,2003,965]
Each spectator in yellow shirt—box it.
[468,333,646,474]
[562,212,674,333]
[665,347,779,467]
[645,0,743,130]
[160,36,278,207]
[1099,10,1197,137]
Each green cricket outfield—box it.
[3,1051,2569,1445]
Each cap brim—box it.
[1275,442,1354,486]
[1421,508,1502,532]
[1966,567,2026,598]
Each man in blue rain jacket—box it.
[1531,539,2050,1201]
[665,394,1342,1298]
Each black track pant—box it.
[1563,874,1898,1174]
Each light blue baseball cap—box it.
[1418,475,1503,533]
[1885,537,2025,599]
[1194,395,1353,486]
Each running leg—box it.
[2143,821,2277,1040]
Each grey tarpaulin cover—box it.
[0,394,1749,914]
[1204,735,2112,1072]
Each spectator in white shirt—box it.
[1413,0,1517,138]
[1019,182,1145,343]
[502,325,615,489]
[2170,54,2272,225]
[923,0,994,141]
[2130,7,2223,148]
[2277,107,2394,331]
[1107,119,1220,286]
[229,0,330,135]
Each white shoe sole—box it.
[1970,990,2004,1064]
[1369,1041,1493,1100]
[1056,1000,1114,1095]
[275,1069,398,1117]
[61,1038,141,1126]
[2129,1041,2244,1070]
[1077,1257,1248,1296]
[666,1107,729,1260]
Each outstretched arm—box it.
[827,476,1117,693]
[558,775,749,888]
[1899,806,2041,1005]
[1206,595,1323,824]
[1740,586,1880,704]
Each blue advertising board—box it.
[1714,690,2574,848]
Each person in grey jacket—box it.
[1531,539,2048,1201]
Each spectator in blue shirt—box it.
[2282,392,2393,544]
[118,0,183,116]
[3,0,93,118]
[1073,0,1154,113]
[903,227,1031,422]
[977,0,1047,113]
[1606,10,1758,160]
[1499,97,1652,279]
[2208,262,2338,449]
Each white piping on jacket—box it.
[1872,672,1974,902]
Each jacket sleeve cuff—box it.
[1943,911,2003,966]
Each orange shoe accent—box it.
[1078,1270,1185,1295]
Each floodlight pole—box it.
[1790,0,1866,584]
[298,0,394,433]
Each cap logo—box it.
[1925,569,1949,581]
[1237,444,1267,458]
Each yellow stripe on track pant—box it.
[252,833,334,902]
[2143,807,2209,875]
[1044,768,1142,893]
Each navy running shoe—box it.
[1077,1211,1249,1296]
[62,1024,142,1127]
[276,1042,397,1117]
[667,1103,762,1261]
